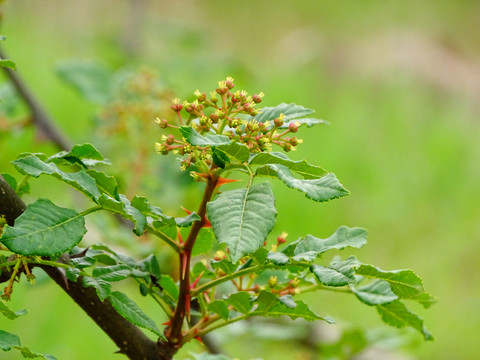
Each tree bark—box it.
[0,175,177,360]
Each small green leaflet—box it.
[311,256,359,287]
[13,154,101,200]
[179,127,231,146]
[0,302,28,320]
[48,143,109,167]
[252,103,328,128]
[214,141,250,163]
[267,251,290,265]
[355,264,424,299]
[82,277,112,301]
[376,300,433,340]
[351,280,398,305]
[207,182,277,262]
[226,292,253,314]
[208,301,229,320]
[256,164,349,202]
[294,226,368,256]
[97,194,146,235]
[108,291,164,338]
[92,264,132,282]
[0,330,57,359]
[250,152,327,179]
[0,199,87,256]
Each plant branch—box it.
[0,174,178,360]
[165,172,219,345]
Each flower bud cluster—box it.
[155,77,303,171]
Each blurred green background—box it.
[1,1,479,359]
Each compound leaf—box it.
[352,280,398,305]
[250,152,327,179]
[180,127,231,146]
[108,291,163,338]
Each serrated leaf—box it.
[86,170,119,199]
[215,141,250,163]
[0,302,28,320]
[13,155,100,200]
[257,164,348,202]
[0,199,87,256]
[411,292,437,309]
[97,195,146,235]
[17,346,57,360]
[56,60,112,104]
[266,296,321,322]
[210,259,237,274]
[252,103,327,129]
[179,127,231,146]
[376,300,433,340]
[0,330,20,351]
[355,265,424,299]
[82,277,112,301]
[294,227,367,258]
[211,148,230,168]
[250,152,327,179]
[207,182,276,262]
[226,292,252,314]
[267,251,290,265]
[175,212,201,227]
[312,256,359,287]
[48,143,108,167]
[351,280,398,305]
[92,264,131,282]
[137,254,162,279]
[108,291,163,338]
[0,59,16,70]
[208,300,229,320]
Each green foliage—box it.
[0,330,56,359]
[0,77,434,359]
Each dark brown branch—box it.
[0,175,177,360]
[0,46,71,151]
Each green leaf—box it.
[250,152,327,179]
[1,173,17,190]
[0,302,28,320]
[179,127,231,146]
[82,277,112,301]
[86,170,119,199]
[351,280,398,305]
[108,291,163,338]
[18,347,57,360]
[260,294,327,322]
[412,292,437,309]
[215,141,250,163]
[211,259,237,274]
[252,103,328,128]
[175,212,201,227]
[355,265,424,299]
[13,155,101,200]
[376,300,433,340]
[207,182,276,262]
[137,254,162,279]
[312,256,359,287]
[97,195,146,235]
[0,59,16,70]
[208,300,230,320]
[48,143,108,167]
[257,164,348,202]
[0,199,87,256]
[56,60,112,104]
[0,330,20,351]
[294,227,368,256]
[226,292,252,314]
[92,264,131,282]
[266,251,290,265]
